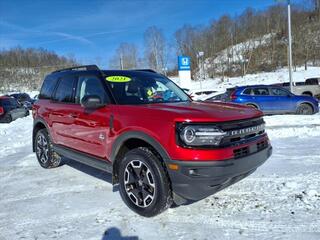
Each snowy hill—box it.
[204,33,275,75]
[171,66,320,90]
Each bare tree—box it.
[144,26,167,72]
[109,42,139,69]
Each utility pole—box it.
[276,0,294,91]
[287,0,293,92]
[197,51,204,90]
[119,53,124,70]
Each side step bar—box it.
[53,145,112,173]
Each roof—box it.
[233,84,281,89]
[50,65,158,76]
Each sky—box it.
[0,0,305,68]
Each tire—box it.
[296,103,313,115]
[35,129,63,168]
[5,114,12,123]
[118,147,172,217]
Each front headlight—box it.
[178,125,226,147]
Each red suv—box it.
[32,65,272,217]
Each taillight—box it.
[230,91,237,100]
[0,106,4,115]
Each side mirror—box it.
[81,95,105,109]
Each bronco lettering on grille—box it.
[227,124,265,136]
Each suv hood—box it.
[138,101,263,122]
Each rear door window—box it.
[243,88,253,95]
[52,76,75,103]
[252,88,270,96]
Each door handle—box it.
[68,113,79,118]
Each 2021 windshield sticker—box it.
[106,76,131,82]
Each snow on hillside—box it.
[171,66,320,90]
[210,34,274,65]
[1,111,320,239]
[190,33,276,77]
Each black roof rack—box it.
[51,65,100,73]
[134,69,157,73]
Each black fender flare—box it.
[110,130,171,163]
[32,117,51,152]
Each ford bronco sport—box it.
[32,65,272,217]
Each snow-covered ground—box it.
[1,112,320,240]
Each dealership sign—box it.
[178,56,191,71]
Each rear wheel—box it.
[35,129,62,168]
[118,147,172,217]
[5,114,12,123]
[296,103,313,115]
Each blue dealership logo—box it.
[178,56,191,71]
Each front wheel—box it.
[35,129,63,168]
[118,147,172,217]
[296,103,313,115]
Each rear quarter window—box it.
[52,76,75,103]
[39,75,59,99]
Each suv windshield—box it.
[105,74,190,105]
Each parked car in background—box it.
[10,93,36,110]
[189,88,224,101]
[199,91,226,102]
[203,92,226,102]
[223,85,319,115]
[0,96,29,123]
[275,77,320,98]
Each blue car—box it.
[223,85,319,115]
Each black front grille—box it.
[218,117,265,132]
[220,117,266,147]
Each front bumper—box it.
[167,145,272,202]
